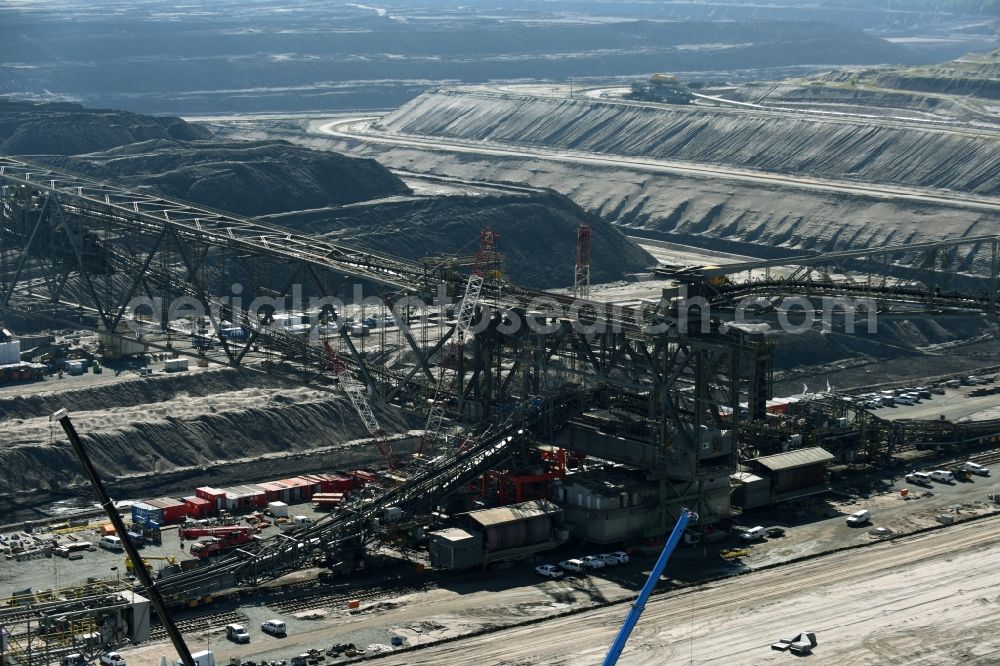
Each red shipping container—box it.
[300,474,325,495]
[231,485,265,511]
[277,477,314,503]
[325,474,354,494]
[244,485,269,509]
[195,486,227,512]
[297,477,316,501]
[183,496,212,518]
[256,482,286,503]
[148,497,187,524]
[312,493,345,509]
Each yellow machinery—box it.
[125,554,178,574]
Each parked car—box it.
[559,558,585,573]
[929,469,955,483]
[99,653,126,666]
[61,655,87,666]
[963,461,990,476]
[261,619,287,637]
[740,526,766,542]
[765,527,786,538]
[581,555,606,570]
[895,395,914,406]
[600,551,629,565]
[226,623,250,643]
[846,510,870,526]
[905,471,933,486]
[535,564,565,579]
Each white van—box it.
[99,535,123,551]
[226,623,250,643]
[963,462,989,476]
[559,558,585,573]
[261,619,287,637]
[929,470,955,483]
[846,510,870,526]
[740,526,766,542]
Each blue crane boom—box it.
[602,508,693,666]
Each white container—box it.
[164,358,189,372]
[0,340,20,365]
[268,501,289,518]
[177,650,215,666]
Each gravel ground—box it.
[115,462,1000,664]
[388,514,1000,665]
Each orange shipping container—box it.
[100,523,116,536]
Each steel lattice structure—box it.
[3,153,998,623]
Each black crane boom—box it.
[53,409,197,666]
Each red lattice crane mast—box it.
[574,224,592,299]
[421,228,499,455]
[324,340,398,469]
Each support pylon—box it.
[421,229,499,455]
[574,224,591,299]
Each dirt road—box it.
[318,120,1000,215]
[385,515,1000,665]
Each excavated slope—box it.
[344,140,999,272]
[0,369,404,496]
[276,191,653,289]
[46,139,411,215]
[876,48,1000,99]
[377,89,1000,195]
[0,99,212,154]
[1,99,413,212]
[3,99,650,287]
